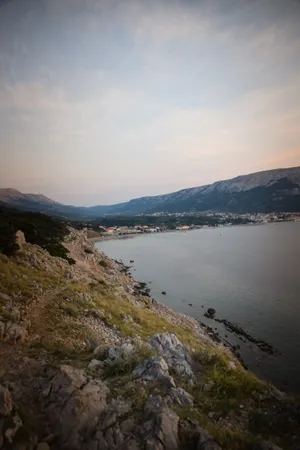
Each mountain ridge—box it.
[1,165,300,217]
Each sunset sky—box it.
[0,0,300,205]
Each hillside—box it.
[1,166,300,218]
[0,208,299,449]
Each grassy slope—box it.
[0,209,300,449]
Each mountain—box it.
[0,188,86,218]
[1,166,300,218]
[86,166,300,215]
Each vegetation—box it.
[0,205,75,263]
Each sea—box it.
[95,221,300,393]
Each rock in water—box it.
[204,308,216,318]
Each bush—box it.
[0,206,74,263]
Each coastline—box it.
[88,219,291,243]
[1,226,299,449]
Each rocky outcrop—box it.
[150,333,195,381]
[40,365,109,449]
[132,356,175,387]
[142,407,180,450]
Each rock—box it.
[204,308,216,318]
[96,399,131,431]
[4,322,27,343]
[167,388,194,406]
[150,333,194,380]
[107,342,135,361]
[0,385,13,416]
[88,359,104,371]
[253,442,283,450]
[15,230,26,248]
[195,426,222,450]
[132,356,175,387]
[88,400,138,450]
[144,396,166,415]
[41,365,109,449]
[143,407,180,450]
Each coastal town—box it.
[85,211,300,238]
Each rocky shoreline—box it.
[1,228,300,449]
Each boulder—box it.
[0,385,13,416]
[204,308,216,318]
[107,342,135,361]
[150,334,194,380]
[132,356,175,387]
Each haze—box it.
[0,0,300,206]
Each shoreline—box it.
[88,219,294,243]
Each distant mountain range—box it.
[1,166,300,218]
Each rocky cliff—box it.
[0,228,299,449]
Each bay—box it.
[96,221,300,393]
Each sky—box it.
[0,0,300,206]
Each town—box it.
[83,212,300,238]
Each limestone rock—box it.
[0,385,13,416]
[144,396,166,415]
[41,365,109,449]
[150,333,194,380]
[196,426,223,450]
[16,230,26,248]
[132,356,175,387]
[179,420,222,450]
[143,407,180,450]
[167,387,194,406]
[87,400,139,450]
[107,342,135,361]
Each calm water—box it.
[96,222,300,393]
